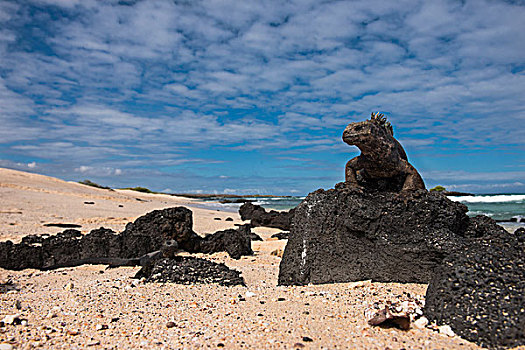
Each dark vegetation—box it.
[78,179,112,190]
[122,186,154,193]
[429,185,473,196]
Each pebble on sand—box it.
[413,316,429,329]
[66,329,80,336]
[438,325,455,337]
[95,324,108,331]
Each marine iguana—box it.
[342,112,425,192]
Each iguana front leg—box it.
[345,157,365,190]
[401,161,425,191]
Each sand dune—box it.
[0,167,239,242]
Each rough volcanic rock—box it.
[0,230,85,270]
[239,202,295,230]
[135,257,245,286]
[441,190,473,196]
[515,227,525,242]
[250,232,263,241]
[0,207,252,270]
[239,202,265,221]
[278,183,470,285]
[271,231,290,240]
[235,224,263,241]
[425,216,525,349]
[119,207,200,257]
[199,224,253,259]
[80,228,121,259]
[278,183,525,348]
[43,223,82,228]
[509,217,525,223]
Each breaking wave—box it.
[449,194,525,203]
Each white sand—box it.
[0,167,501,349]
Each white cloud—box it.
[1,0,524,194]
[74,165,124,177]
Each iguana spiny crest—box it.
[370,112,393,136]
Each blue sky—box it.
[1,0,524,195]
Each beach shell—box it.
[365,297,425,330]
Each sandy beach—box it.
[0,167,513,349]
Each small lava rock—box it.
[135,257,245,286]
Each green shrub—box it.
[430,185,446,192]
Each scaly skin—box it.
[342,113,425,192]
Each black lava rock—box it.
[239,202,295,231]
[80,227,121,259]
[135,256,245,286]
[250,232,263,241]
[425,217,525,349]
[119,207,200,257]
[0,207,253,270]
[271,231,290,240]
[43,223,82,228]
[0,229,84,270]
[278,183,525,348]
[515,227,525,242]
[278,185,468,285]
[200,224,253,259]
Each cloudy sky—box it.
[1,0,524,195]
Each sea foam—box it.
[449,194,525,203]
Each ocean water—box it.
[448,194,525,231]
[257,194,525,221]
[246,196,305,211]
[448,194,525,221]
[202,193,524,229]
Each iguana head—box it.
[342,112,394,146]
